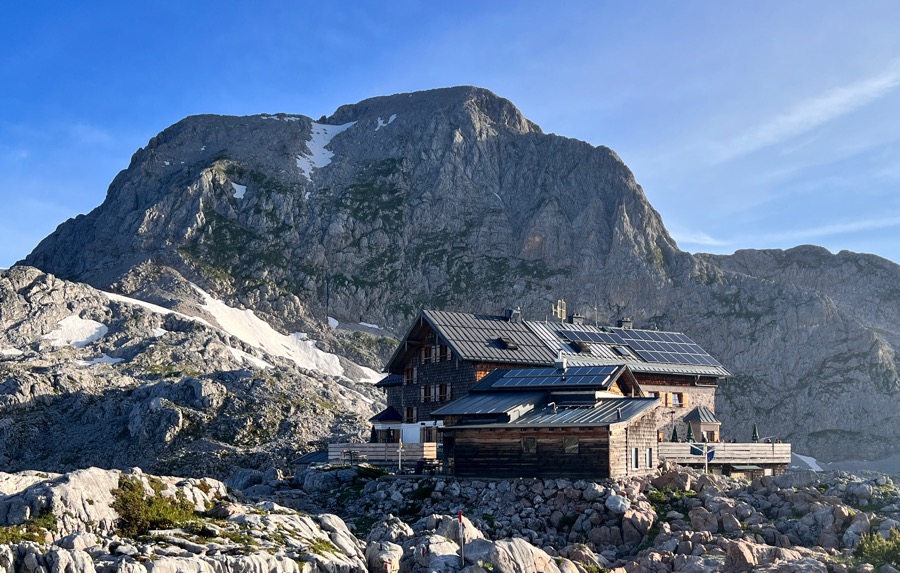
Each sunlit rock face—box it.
[19,86,900,466]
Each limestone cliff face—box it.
[19,86,900,465]
[0,266,381,477]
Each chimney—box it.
[617,317,633,329]
[568,313,585,325]
[555,352,568,379]
[616,407,623,421]
[505,307,523,323]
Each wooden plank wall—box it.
[624,411,659,478]
[450,427,612,479]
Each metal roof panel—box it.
[431,391,546,416]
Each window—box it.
[422,346,433,364]
[438,383,449,402]
[632,447,640,469]
[439,344,450,361]
[646,447,653,468]
[404,407,417,424]
[421,385,432,403]
[403,367,416,385]
[563,436,579,454]
[522,437,537,454]
[420,425,437,443]
[672,393,685,407]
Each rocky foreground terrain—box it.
[2,463,900,573]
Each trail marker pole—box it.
[459,510,465,566]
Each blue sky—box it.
[3,1,900,268]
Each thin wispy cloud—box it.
[715,58,900,163]
[670,229,729,248]
[765,215,900,243]
[1,148,30,161]
[69,122,115,146]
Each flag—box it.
[690,444,704,456]
[706,447,716,462]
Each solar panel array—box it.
[559,329,723,367]
[492,365,618,388]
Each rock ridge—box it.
[15,85,900,465]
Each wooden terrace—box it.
[327,442,438,465]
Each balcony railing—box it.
[658,442,791,465]
[327,442,438,463]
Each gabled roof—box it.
[385,310,557,373]
[369,405,403,422]
[384,309,730,379]
[443,397,659,429]
[526,321,731,378]
[375,374,403,388]
[431,391,546,417]
[683,405,721,424]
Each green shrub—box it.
[308,537,339,555]
[112,476,197,538]
[855,529,900,568]
[0,510,57,544]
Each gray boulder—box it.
[605,495,631,515]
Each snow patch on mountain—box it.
[191,285,346,378]
[296,121,356,182]
[793,452,823,471]
[42,316,108,348]
[76,354,124,367]
[228,347,273,370]
[104,292,205,325]
[230,182,247,199]
[104,289,379,382]
[375,114,397,131]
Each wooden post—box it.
[459,510,465,567]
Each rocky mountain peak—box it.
[328,86,541,137]
[14,86,900,467]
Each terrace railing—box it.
[658,442,791,465]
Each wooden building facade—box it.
[432,365,660,479]
[359,309,766,476]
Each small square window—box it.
[564,436,579,454]
[522,437,537,454]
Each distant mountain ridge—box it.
[18,86,900,466]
